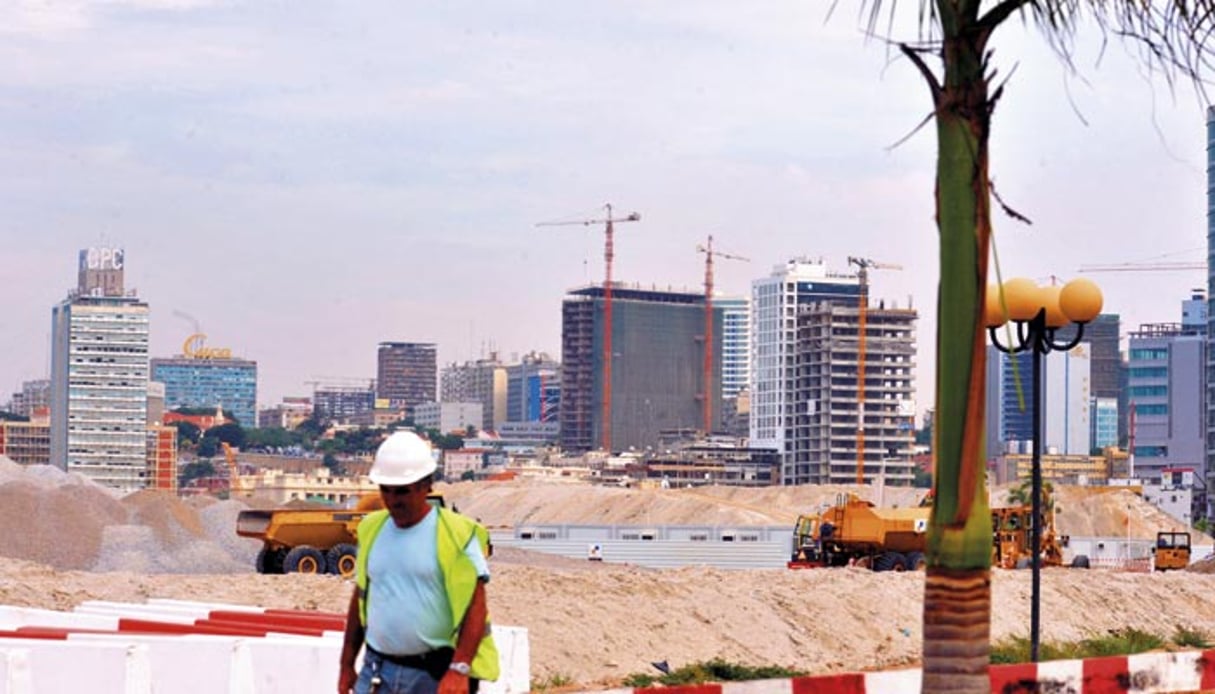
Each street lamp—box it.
[986,276,1103,662]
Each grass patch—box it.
[530,672,573,691]
[622,658,808,687]
[992,626,1211,665]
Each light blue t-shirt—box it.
[365,508,490,656]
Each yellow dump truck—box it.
[789,493,1088,571]
[789,493,930,571]
[236,493,444,577]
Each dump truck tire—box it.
[874,552,908,572]
[1071,554,1090,569]
[256,547,286,574]
[905,551,926,571]
[283,546,325,574]
[328,543,358,578]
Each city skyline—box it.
[2,2,1208,415]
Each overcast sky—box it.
[1,1,1208,417]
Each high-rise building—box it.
[313,381,376,422]
[791,300,918,485]
[377,342,436,417]
[1059,313,1122,441]
[987,345,1091,458]
[750,259,860,477]
[506,352,560,424]
[50,247,151,492]
[1207,107,1215,508]
[716,296,750,399]
[560,284,721,452]
[1130,316,1205,481]
[7,379,50,417]
[441,356,507,432]
[151,335,257,427]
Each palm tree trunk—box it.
[921,3,995,691]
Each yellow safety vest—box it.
[355,508,500,682]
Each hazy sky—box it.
[2,2,1208,417]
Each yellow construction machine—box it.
[789,493,1089,571]
[236,492,445,577]
[1151,531,1191,571]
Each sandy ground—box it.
[1,460,1212,691]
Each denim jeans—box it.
[354,650,479,694]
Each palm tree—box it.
[843,2,1215,691]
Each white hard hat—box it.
[370,431,437,486]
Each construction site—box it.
[2,454,1215,691]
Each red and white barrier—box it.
[0,600,528,693]
[577,650,1215,693]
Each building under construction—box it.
[791,300,918,485]
[560,284,722,453]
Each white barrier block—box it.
[1128,650,1203,693]
[481,626,529,694]
[0,605,118,631]
[72,602,196,624]
[1036,658,1083,691]
[245,636,341,694]
[146,599,267,614]
[0,649,33,694]
[70,634,254,694]
[0,640,151,694]
[721,679,793,693]
[864,667,921,693]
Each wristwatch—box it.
[449,662,471,676]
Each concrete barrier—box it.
[0,600,529,694]
[572,650,1215,693]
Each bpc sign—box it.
[79,247,125,271]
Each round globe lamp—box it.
[1002,277,1042,322]
[1059,278,1103,324]
[1039,285,1068,328]
[985,284,1009,327]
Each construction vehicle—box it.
[789,493,1089,571]
[236,492,445,577]
[1151,531,1191,571]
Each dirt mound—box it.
[437,480,926,528]
[0,460,257,573]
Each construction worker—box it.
[338,431,499,694]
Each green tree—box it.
[171,421,202,446]
[322,452,344,475]
[197,437,219,458]
[204,422,246,449]
[849,2,1215,690]
[178,460,216,487]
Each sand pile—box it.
[0,457,259,573]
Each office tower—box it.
[560,284,720,452]
[441,355,507,432]
[988,347,1091,457]
[7,379,51,418]
[50,247,151,492]
[715,296,750,399]
[791,300,918,485]
[506,352,560,424]
[312,381,376,422]
[1130,301,1205,480]
[1059,313,1122,441]
[376,342,437,418]
[750,258,860,480]
[151,335,257,427]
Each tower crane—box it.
[696,235,749,435]
[846,256,903,485]
[538,204,641,451]
[1078,261,1205,273]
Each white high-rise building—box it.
[750,258,859,480]
[50,247,151,492]
[716,296,750,399]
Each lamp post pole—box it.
[987,277,1102,663]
